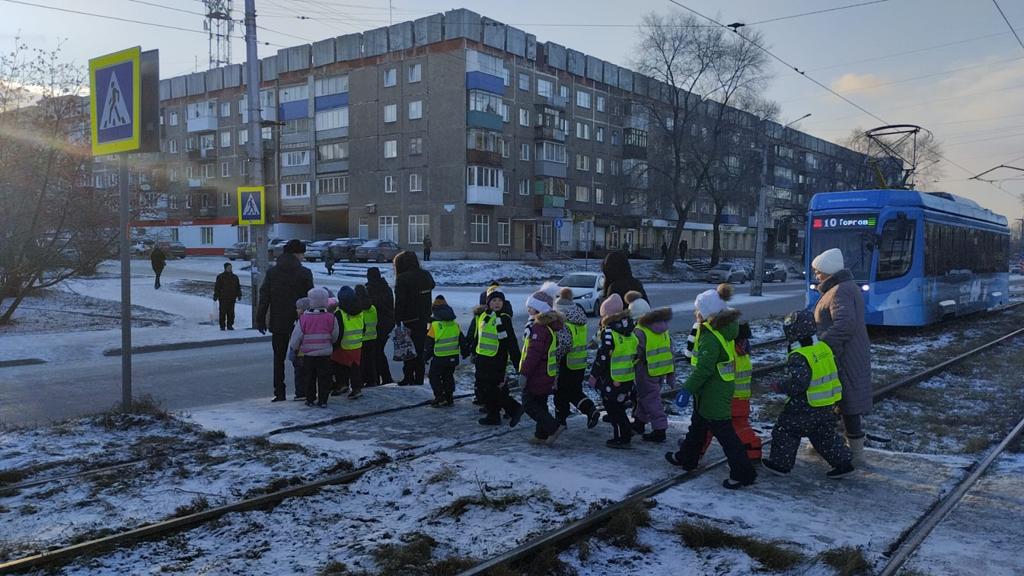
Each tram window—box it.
[925,223,1008,275]
[877,219,914,280]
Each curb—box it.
[0,358,47,368]
[103,334,272,356]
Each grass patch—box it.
[598,501,652,550]
[99,394,169,428]
[518,546,576,576]
[576,540,591,562]
[171,496,210,518]
[426,465,458,485]
[324,459,355,475]
[199,429,226,442]
[371,532,436,576]
[0,468,27,486]
[962,436,991,453]
[821,546,870,576]
[317,561,358,576]
[675,521,804,571]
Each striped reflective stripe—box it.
[519,325,558,377]
[432,321,461,357]
[340,311,364,350]
[733,350,753,399]
[701,323,737,382]
[791,342,843,407]
[610,331,638,383]
[475,313,500,357]
[566,323,588,370]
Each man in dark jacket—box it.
[213,262,242,330]
[393,250,435,386]
[256,239,314,402]
[366,267,395,385]
[422,235,432,261]
[150,245,167,289]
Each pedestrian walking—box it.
[256,239,314,402]
[366,267,395,385]
[331,286,365,399]
[811,248,872,465]
[150,244,166,289]
[355,284,379,388]
[425,295,463,406]
[660,240,668,259]
[553,288,600,429]
[422,234,433,262]
[589,294,637,449]
[762,310,854,478]
[213,262,242,330]
[625,292,673,443]
[393,250,435,386]
[534,236,543,260]
[466,290,524,426]
[324,250,336,275]
[679,239,688,262]
[520,287,570,444]
[602,250,648,303]
[289,288,339,408]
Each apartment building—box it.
[137,8,877,259]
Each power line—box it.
[991,0,1024,53]
[747,0,890,26]
[806,31,1010,73]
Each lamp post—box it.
[750,112,811,297]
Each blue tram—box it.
[805,190,1009,327]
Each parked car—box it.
[267,238,288,258]
[352,240,401,263]
[557,272,605,316]
[328,237,367,261]
[225,242,254,261]
[305,240,332,262]
[763,262,788,283]
[706,263,747,284]
[787,264,806,279]
[156,240,187,259]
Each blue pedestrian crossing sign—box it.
[554,217,564,229]
[89,47,141,155]
[237,186,266,226]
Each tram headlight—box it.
[861,284,870,292]
[809,283,817,291]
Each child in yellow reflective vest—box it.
[554,288,600,429]
[425,295,464,407]
[330,286,364,399]
[465,290,524,426]
[762,309,854,478]
[625,292,674,443]
[355,285,380,389]
[521,286,570,444]
[588,293,638,449]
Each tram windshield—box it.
[810,229,875,282]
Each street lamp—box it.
[750,112,811,297]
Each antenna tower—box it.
[204,0,234,69]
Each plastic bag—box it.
[209,302,219,323]
[391,324,417,362]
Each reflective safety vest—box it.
[339,311,364,350]
[431,320,461,357]
[610,331,639,383]
[791,342,843,407]
[734,351,753,399]
[520,325,558,377]
[362,305,378,342]
[475,312,500,357]
[565,323,589,371]
[637,326,673,377]
[692,322,736,381]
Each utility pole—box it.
[244,0,268,328]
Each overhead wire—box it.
[746,0,890,26]
[991,0,1024,53]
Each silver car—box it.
[557,272,605,316]
[305,241,332,262]
[706,263,747,284]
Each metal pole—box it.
[750,144,768,297]
[119,154,132,410]
[244,0,267,329]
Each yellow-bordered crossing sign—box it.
[238,186,266,225]
[89,46,142,155]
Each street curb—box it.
[0,358,47,368]
[102,334,272,356]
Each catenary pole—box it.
[244,0,267,329]
[119,153,132,409]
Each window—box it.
[559,85,568,98]
[575,122,590,140]
[169,168,178,182]
[384,104,397,123]
[409,214,428,243]
[379,216,398,241]
[200,134,214,150]
[221,162,231,178]
[596,127,604,143]
[875,219,915,281]
[466,166,504,189]
[409,137,423,155]
[262,127,272,140]
[169,195,179,209]
[471,213,490,244]
[575,185,590,202]
[169,111,179,126]
[220,131,231,148]
[537,141,567,164]
[282,182,310,197]
[501,103,510,123]
[519,108,530,127]
[596,157,604,174]
[520,143,530,161]
[201,227,214,245]
[384,139,397,159]
[575,154,590,171]
[610,160,620,176]
[222,191,232,206]
[468,90,502,115]
[408,100,422,120]
[596,95,605,112]
[186,165,193,179]
[239,160,247,176]
[576,90,591,109]
[316,107,349,131]
[409,173,422,192]
[202,164,214,179]
[408,63,422,83]
[185,194,192,209]
[498,220,511,246]
[595,187,604,204]
[925,223,1008,276]
[384,67,397,87]
[537,78,553,98]
[279,84,308,103]
[384,175,395,193]
[318,175,348,195]
[315,75,348,96]
[200,193,211,208]
[220,102,231,117]
[237,129,248,146]
[514,72,528,91]
[317,141,348,162]
[168,139,177,154]
[612,130,620,146]
[283,150,310,167]
[519,178,530,196]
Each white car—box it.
[557,272,605,316]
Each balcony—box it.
[538,95,567,109]
[534,159,567,179]
[535,126,566,142]
[317,192,349,207]
[467,148,502,166]
[187,147,217,161]
[534,193,565,218]
[467,111,503,131]
[466,186,503,206]
[186,115,217,133]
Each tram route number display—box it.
[812,215,877,230]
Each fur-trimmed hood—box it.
[638,307,672,333]
[601,309,634,335]
[707,307,742,331]
[533,310,565,327]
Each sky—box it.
[4,0,1024,222]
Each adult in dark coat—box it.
[256,239,314,402]
[393,250,435,386]
[422,235,433,262]
[366,267,395,385]
[213,262,242,331]
[601,250,648,303]
[811,248,872,465]
[150,245,167,289]
[679,239,688,262]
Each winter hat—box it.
[337,285,355,306]
[485,290,506,307]
[486,280,501,294]
[628,297,652,320]
[223,262,232,269]
[307,287,329,309]
[295,297,311,311]
[783,309,817,342]
[326,297,338,312]
[812,248,844,275]
[284,239,306,254]
[540,281,560,299]
[525,289,554,314]
[433,295,447,307]
[555,287,574,307]
[694,289,727,318]
[600,293,624,317]
[366,267,382,281]
[623,290,643,305]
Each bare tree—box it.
[632,12,772,269]
[843,126,945,190]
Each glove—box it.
[674,389,691,409]
[287,348,296,362]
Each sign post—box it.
[89,46,157,411]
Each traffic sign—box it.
[554,218,563,229]
[89,47,142,155]
[238,186,266,225]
